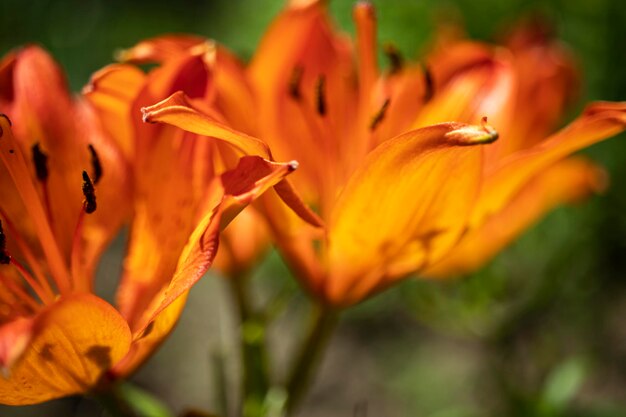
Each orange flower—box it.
[102,36,277,279]
[136,1,625,307]
[0,46,297,405]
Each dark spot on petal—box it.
[85,345,112,369]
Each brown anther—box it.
[423,65,434,102]
[0,220,10,265]
[288,66,304,100]
[88,144,103,185]
[315,75,327,116]
[369,98,391,131]
[81,171,97,214]
[31,143,49,182]
[383,44,404,75]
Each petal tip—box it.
[445,119,499,146]
[0,113,13,127]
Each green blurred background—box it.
[1,0,626,416]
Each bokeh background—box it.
[2,0,626,416]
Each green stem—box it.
[94,383,140,417]
[285,304,339,415]
[229,274,270,417]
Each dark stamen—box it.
[0,220,10,264]
[423,65,434,102]
[288,66,304,100]
[369,98,391,131]
[81,171,97,214]
[31,143,49,181]
[315,75,327,116]
[88,144,103,184]
[383,44,404,75]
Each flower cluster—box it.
[0,0,624,408]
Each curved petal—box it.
[141,91,323,227]
[474,102,626,226]
[497,18,579,156]
[142,91,270,157]
[325,122,498,305]
[117,34,207,64]
[121,156,297,334]
[0,316,34,372]
[425,157,606,277]
[84,64,146,159]
[214,206,270,277]
[0,294,131,405]
[110,292,187,379]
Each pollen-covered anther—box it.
[81,171,97,214]
[369,98,391,131]
[383,44,403,75]
[0,220,11,265]
[88,144,103,184]
[445,119,499,145]
[31,143,49,182]
[315,75,327,116]
[288,66,304,100]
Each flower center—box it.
[0,114,102,318]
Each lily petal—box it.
[425,157,607,277]
[129,156,298,334]
[325,122,498,305]
[141,91,270,157]
[474,102,626,226]
[0,294,131,405]
[0,316,34,372]
[84,64,146,159]
[141,91,323,227]
[116,34,207,64]
[109,293,187,379]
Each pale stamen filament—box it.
[0,209,56,301]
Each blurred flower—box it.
[0,46,297,405]
[422,18,623,276]
[131,0,625,307]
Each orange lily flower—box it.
[107,36,275,280]
[85,38,318,377]
[0,46,298,405]
[132,1,624,307]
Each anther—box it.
[88,144,103,185]
[369,98,391,131]
[81,171,97,214]
[315,75,327,116]
[383,44,403,75]
[423,65,434,102]
[0,220,10,265]
[288,66,304,100]
[31,143,49,182]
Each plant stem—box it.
[94,383,140,417]
[228,274,270,417]
[285,304,339,415]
